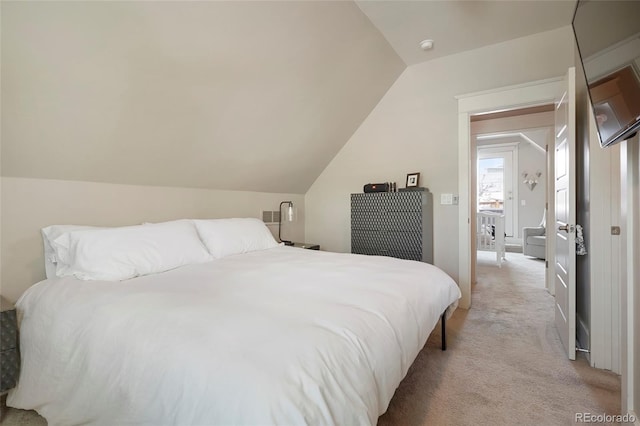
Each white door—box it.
[477,146,518,237]
[554,67,577,360]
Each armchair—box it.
[523,210,546,259]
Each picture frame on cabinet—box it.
[406,172,420,188]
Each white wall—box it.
[620,134,640,417]
[630,142,640,416]
[517,140,547,235]
[305,27,574,282]
[0,177,305,303]
[627,134,640,416]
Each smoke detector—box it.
[419,39,434,51]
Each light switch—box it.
[521,200,526,206]
[441,193,453,205]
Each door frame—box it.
[621,134,640,420]
[456,76,563,309]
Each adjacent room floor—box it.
[1,251,621,426]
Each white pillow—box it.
[51,221,213,281]
[193,218,280,259]
[41,225,104,279]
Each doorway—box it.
[477,144,518,240]
[457,74,622,383]
[470,108,554,293]
[456,77,563,309]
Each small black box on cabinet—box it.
[364,183,390,193]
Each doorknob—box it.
[558,224,574,233]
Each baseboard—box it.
[505,244,523,253]
[576,313,590,362]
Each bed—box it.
[7,219,461,425]
[476,212,506,267]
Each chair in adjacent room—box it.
[523,210,546,259]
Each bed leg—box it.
[441,312,447,351]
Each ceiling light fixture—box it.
[419,39,434,51]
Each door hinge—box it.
[545,260,548,268]
[545,144,549,153]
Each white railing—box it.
[477,212,506,267]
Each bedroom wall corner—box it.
[0,177,305,304]
[305,26,574,284]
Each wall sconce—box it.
[522,171,542,191]
[278,201,294,246]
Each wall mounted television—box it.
[572,0,640,148]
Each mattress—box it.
[7,246,461,425]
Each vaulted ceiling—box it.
[1,1,576,194]
[356,0,576,66]
[1,1,404,193]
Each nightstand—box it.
[1,296,19,394]
[290,242,320,250]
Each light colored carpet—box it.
[0,395,46,426]
[379,251,620,426]
[1,252,620,425]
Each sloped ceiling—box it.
[356,0,575,66]
[1,1,580,195]
[1,1,405,194]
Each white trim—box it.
[588,107,622,373]
[566,67,577,361]
[621,135,639,416]
[455,76,564,103]
[458,113,471,309]
[457,78,563,308]
[475,140,520,147]
[546,128,556,296]
[610,145,622,374]
[478,133,546,155]
[620,135,640,412]
[518,132,547,155]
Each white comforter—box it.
[8,247,460,426]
